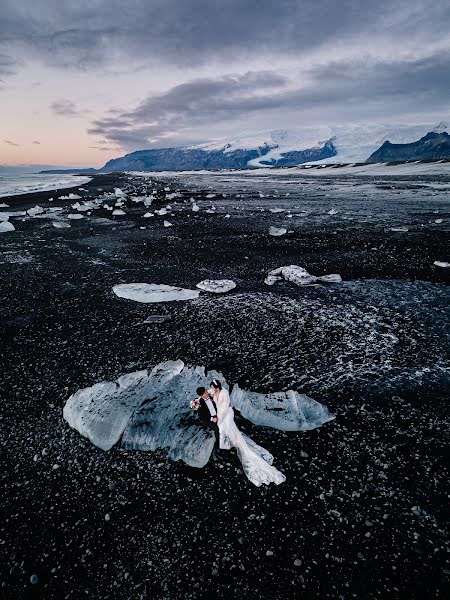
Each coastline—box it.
[1,170,449,599]
[0,173,122,207]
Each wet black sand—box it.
[1,172,449,599]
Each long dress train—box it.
[215,388,285,486]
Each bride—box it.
[210,379,285,486]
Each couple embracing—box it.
[191,379,286,487]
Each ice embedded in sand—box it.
[265,265,342,286]
[113,283,200,303]
[196,279,237,293]
[59,193,81,200]
[0,221,15,233]
[269,226,287,236]
[63,361,334,468]
[52,221,71,229]
[231,385,335,431]
[26,205,45,217]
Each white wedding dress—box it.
[215,388,285,486]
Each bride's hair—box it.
[210,379,222,390]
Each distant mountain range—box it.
[39,121,450,174]
[366,131,450,162]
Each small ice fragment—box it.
[328,209,338,215]
[269,208,284,213]
[52,221,71,229]
[112,209,126,216]
[269,226,287,237]
[318,274,342,283]
[114,188,125,197]
[196,279,236,293]
[113,283,200,303]
[143,315,172,323]
[59,193,81,200]
[143,212,154,218]
[163,220,173,227]
[433,261,450,268]
[27,205,45,216]
[192,204,200,212]
[0,203,9,208]
[434,219,443,224]
[67,214,83,220]
[224,214,231,218]
[206,193,216,198]
[0,221,15,232]
[390,227,409,232]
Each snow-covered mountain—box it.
[99,121,448,172]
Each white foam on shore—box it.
[0,174,92,198]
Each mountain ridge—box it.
[367,131,450,162]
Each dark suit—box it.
[197,396,219,444]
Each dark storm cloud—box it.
[88,71,291,147]
[88,52,450,149]
[50,98,80,116]
[1,0,447,70]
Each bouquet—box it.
[190,398,200,411]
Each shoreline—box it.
[0,173,124,206]
[1,170,449,599]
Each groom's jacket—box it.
[197,396,218,423]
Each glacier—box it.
[63,361,334,468]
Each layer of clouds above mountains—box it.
[1,0,449,154]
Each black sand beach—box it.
[1,171,449,599]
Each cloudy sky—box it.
[1,0,449,167]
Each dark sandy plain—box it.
[1,167,449,599]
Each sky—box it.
[0,0,449,168]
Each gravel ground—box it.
[1,171,449,599]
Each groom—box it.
[195,386,219,445]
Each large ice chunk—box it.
[231,384,335,431]
[63,361,334,468]
[63,361,224,466]
[265,265,342,286]
[113,283,200,303]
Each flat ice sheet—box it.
[113,283,200,303]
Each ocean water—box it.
[0,172,92,198]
